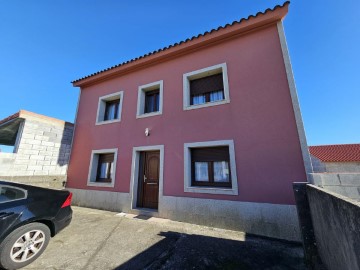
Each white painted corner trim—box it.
[95,91,124,125]
[136,80,164,119]
[129,145,165,210]
[183,63,230,110]
[87,148,118,187]
[184,140,238,195]
[277,21,313,180]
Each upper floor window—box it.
[136,80,163,118]
[183,63,230,110]
[144,89,160,114]
[104,99,120,121]
[96,91,124,125]
[190,73,224,105]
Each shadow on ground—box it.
[116,231,306,270]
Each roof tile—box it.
[72,1,290,84]
[309,144,360,162]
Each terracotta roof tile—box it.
[0,112,20,126]
[309,144,360,162]
[72,1,290,84]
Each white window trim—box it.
[129,145,164,211]
[95,91,124,125]
[184,140,238,195]
[136,80,163,119]
[183,63,230,110]
[87,148,118,187]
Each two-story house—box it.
[66,2,311,241]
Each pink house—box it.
[67,2,312,241]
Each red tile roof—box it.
[0,110,74,127]
[309,144,360,162]
[72,1,290,86]
[0,112,20,126]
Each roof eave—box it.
[73,2,289,88]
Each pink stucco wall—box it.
[67,24,306,205]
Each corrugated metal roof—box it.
[72,1,290,84]
[309,144,360,162]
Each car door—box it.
[0,185,28,239]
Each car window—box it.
[0,185,27,203]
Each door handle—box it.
[144,175,147,182]
[146,183,157,185]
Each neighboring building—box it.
[309,144,360,201]
[67,2,311,241]
[309,144,360,173]
[0,110,74,188]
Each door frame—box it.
[130,145,164,211]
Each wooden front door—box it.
[137,151,160,209]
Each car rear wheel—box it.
[0,223,50,270]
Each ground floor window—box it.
[96,153,114,182]
[184,140,238,195]
[88,149,118,187]
[191,146,231,187]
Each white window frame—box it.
[136,80,163,118]
[183,63,230,110]
[87,148,118,187]
[184,140,238,195]
[95,91,124,125]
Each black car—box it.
[0,181,72,270]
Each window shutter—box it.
[190,73,224,96]
[191,146,229,162]
[99,153,114,163]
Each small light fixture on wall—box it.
[145,128,150,136]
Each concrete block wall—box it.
[0,153,16,174]
[0,115,74,189]
[310,154,360,173]
[325,162,360,173]
[310,155,326,173]
[310,173,360,201]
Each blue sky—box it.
[0,0,359,147]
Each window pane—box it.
[145,95,155,113]
[96,153,114,182]
[98,162,109,178]
[109,104,116,119]
[209,90,224,102]
[192,94,206,105]
[114,103,119,119]
[0,186,26,203]
[145,90,160,113]
[155,93,160,111]
[104,100,120,121]
[195,162,209,182]
[213,161,230,182]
